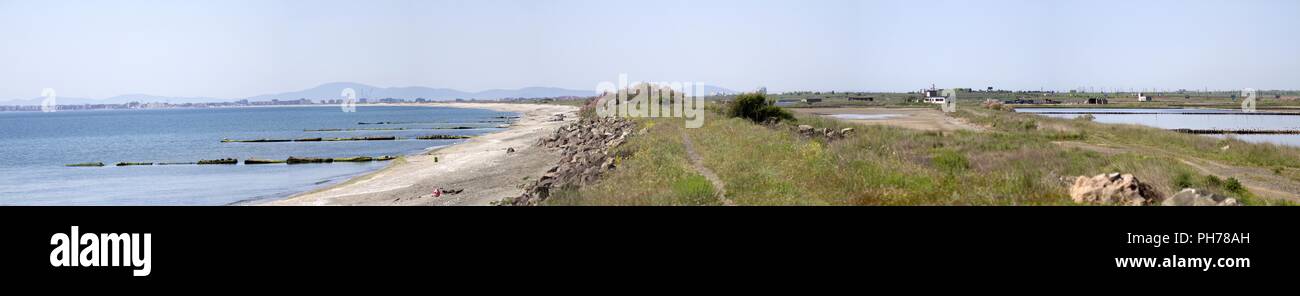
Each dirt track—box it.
[791,107,983,132]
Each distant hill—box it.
[241,82,595,101]
[1,94,224,106]
[0,82,733,106]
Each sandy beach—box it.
[267,103,578,206]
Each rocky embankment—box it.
[503,116,635,205]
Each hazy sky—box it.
[1,0,1298,100]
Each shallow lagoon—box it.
[1016,108,1300,147]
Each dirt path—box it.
[792,107,985,132]
[682,131,734,206]
[1174,157,1300,202]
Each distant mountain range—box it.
[1,82,737,106]
[1,94,223,106]
[241,82,599,102]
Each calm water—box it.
[0,106,513,205]
[1017,108,1300,147]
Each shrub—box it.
[1204,175,1223,188]
[1225,177,1246,194]
[1174,172,1194,189]
[1076,114,1096,121]
[671,175,716,201]
[726,92,793,123]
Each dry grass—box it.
[546,103,1300,205]
[545,119,722,206]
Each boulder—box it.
[507,116,637,205]
[1162,189,1240,206]
[798,125,814,135]
[1069,173,1162,206]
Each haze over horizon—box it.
[2,0,1298,101]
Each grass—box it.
[544,119,723,206]
[727,113,1226,204]
[545,100,1300,206]
[953,105,1300,205]
[959,105,1300,170]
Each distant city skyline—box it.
[2,0,1299,101]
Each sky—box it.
[1,0,1298,101]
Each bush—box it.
[726,92,793,123]
[1174,172,1194,189]
[1225,177,1246,194]
[671,175,716,201]
[1203,175,1223,188]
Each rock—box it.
[506,147,516,154]
[286,157,333,164]
[244,159,285,165]
[197,158,238,165]
[1162,189,1240,206]
[840,128,855,137]
[1069,173,1162,206]
[507,116,637,205]
[793,125,851,141]
[332,156,374,162]
[416,135,472,140]
[798,125,814,134]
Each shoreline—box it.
[264,102,577,206]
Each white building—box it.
[1137,93,1152,102]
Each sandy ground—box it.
[791,107,983,131]
[266,103,577,206]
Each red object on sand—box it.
[432,188,442,198]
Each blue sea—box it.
[0,106,513,205]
